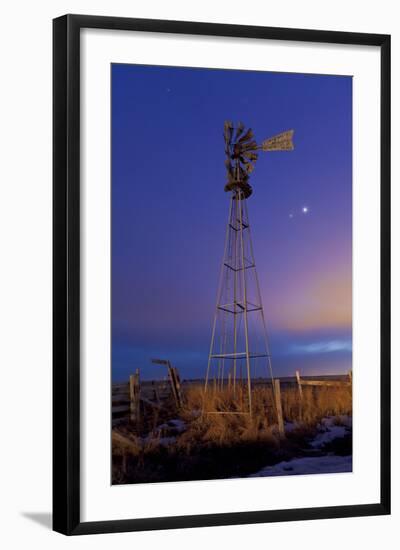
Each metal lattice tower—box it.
[204,121,294,416]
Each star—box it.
[289,213,294,219]
[302,206,309,214]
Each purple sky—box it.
[111,64,352,381]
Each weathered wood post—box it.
[173,367,183,406]
[274,379,285,437]
[167,363,183,408]
[295,370,303,400]
[129,375,135,422]
[129,369,140,426]
[152,380,161,406]
[296,370,303,421]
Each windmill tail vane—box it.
[223,121,294,199]
[261,129,294,151]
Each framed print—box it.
[53,14,391,535]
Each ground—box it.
[112,383,352,484]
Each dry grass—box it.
[184,381,351,430]
[112,381,352,484]
[280,385,352,423]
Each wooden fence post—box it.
[129,369,140,425]
[295,370,303,421]
[152,380,161,406]
[173,367,183,407]
[295,370,303,400]
[129,375,135,422]
[274,379,285,437]
[167,363,183,408]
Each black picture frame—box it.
[53,14,391,535]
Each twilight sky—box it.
[111,64,352,382]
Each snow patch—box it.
[251,455,352,477]
[284,421,299,433]
[167,419,186,432]
[310,425,349,448]
[310,416,351,449]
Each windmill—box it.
[204,122,294,416]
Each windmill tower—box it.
[204,121,294,416]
